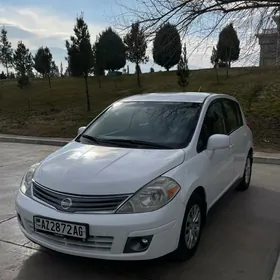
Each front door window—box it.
[197,101,226,153]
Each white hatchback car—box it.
[16,92,253,261]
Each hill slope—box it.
[0,67,279,150]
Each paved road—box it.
[0,142,280,280]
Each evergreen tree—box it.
[0,27,13,76]
[34,46,53,88]
[60,62,63,77]
[92,40,105,88]
[210,47,218,68]
[153,23,181,71]
[0,71,7,79]
[210,46,220,82]
[124,22,148,87]
[66,14,94,111]
[177,43,189,91]
[217,23,240,77]
[97,28,126,72]
[50,61,59,77]
[13,41,33,87]
[9,72,15,79]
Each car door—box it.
[196,100,234,208]
[221,99,247,180]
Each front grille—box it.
[25,219,114,252]
[32,181,130,213]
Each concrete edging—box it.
[0,135,69,147]
[0,134,280,165]
[254,156,280,165]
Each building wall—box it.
[258,33,279,67]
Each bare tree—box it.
[120,1,280,34]
[116,0,280,66]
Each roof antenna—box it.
[198,86,202,92]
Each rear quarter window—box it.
[235,103,244,127]
[222,99,243,134]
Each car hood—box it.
[34,141,185,195]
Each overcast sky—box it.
[0,0,262,74]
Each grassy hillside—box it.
[0,67,279,150]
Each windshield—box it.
[78,101,202,149]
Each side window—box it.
[197,101,226,153]
[222,99,243,134]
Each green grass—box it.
[0,67,279,150]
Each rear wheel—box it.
[171,192,204,261]
[237,154,252,191]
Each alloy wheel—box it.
[185,204,201,249]
[245,157,252,185]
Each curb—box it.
[0,134,280,165]
[0,135,69,147]
[271,253,280,280]
[254,156,280,165]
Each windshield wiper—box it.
[80,135,170,149]
[100,139,170,149]
[80,134,101,144]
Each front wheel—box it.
[171,192,203,261]
[237,154,252,191]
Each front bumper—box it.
[15,191,185,260]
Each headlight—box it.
[117,177,180,214]
[20,163,40,197]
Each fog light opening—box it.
[124,235,153,253]
[141,238,149,245]
[17,213,25,229]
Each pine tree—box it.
[210,47,218,68]
[124,22,148,87]
[50,61,59,77]
[217,23,240,78]
[97,28,126,72]
[34,47,53,88]
[0,71,6,79]
[92,40,105,88]
[211,46,219,82]
[153,23,181,71]
[60,62,63,78]
[177,43,189,91]
[13,41,33,87]
[66,14,94,111]
[0,27,13,76]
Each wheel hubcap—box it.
[185,204,201,249]
[245,158,251,184]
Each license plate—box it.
[34,216,88,239]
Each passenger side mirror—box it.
[207,134,230,150]
[78,126,86,135]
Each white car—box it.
[16,92,253,261]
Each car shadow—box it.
[15,185,280,280]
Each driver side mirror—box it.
[78,126,86,135]
[207,134,230,150]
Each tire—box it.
[237,154,252,191]
[171,192,204,261]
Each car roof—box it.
[119,92,216,103]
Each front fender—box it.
[163,156,207,207]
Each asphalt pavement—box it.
[0,142,280,280]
